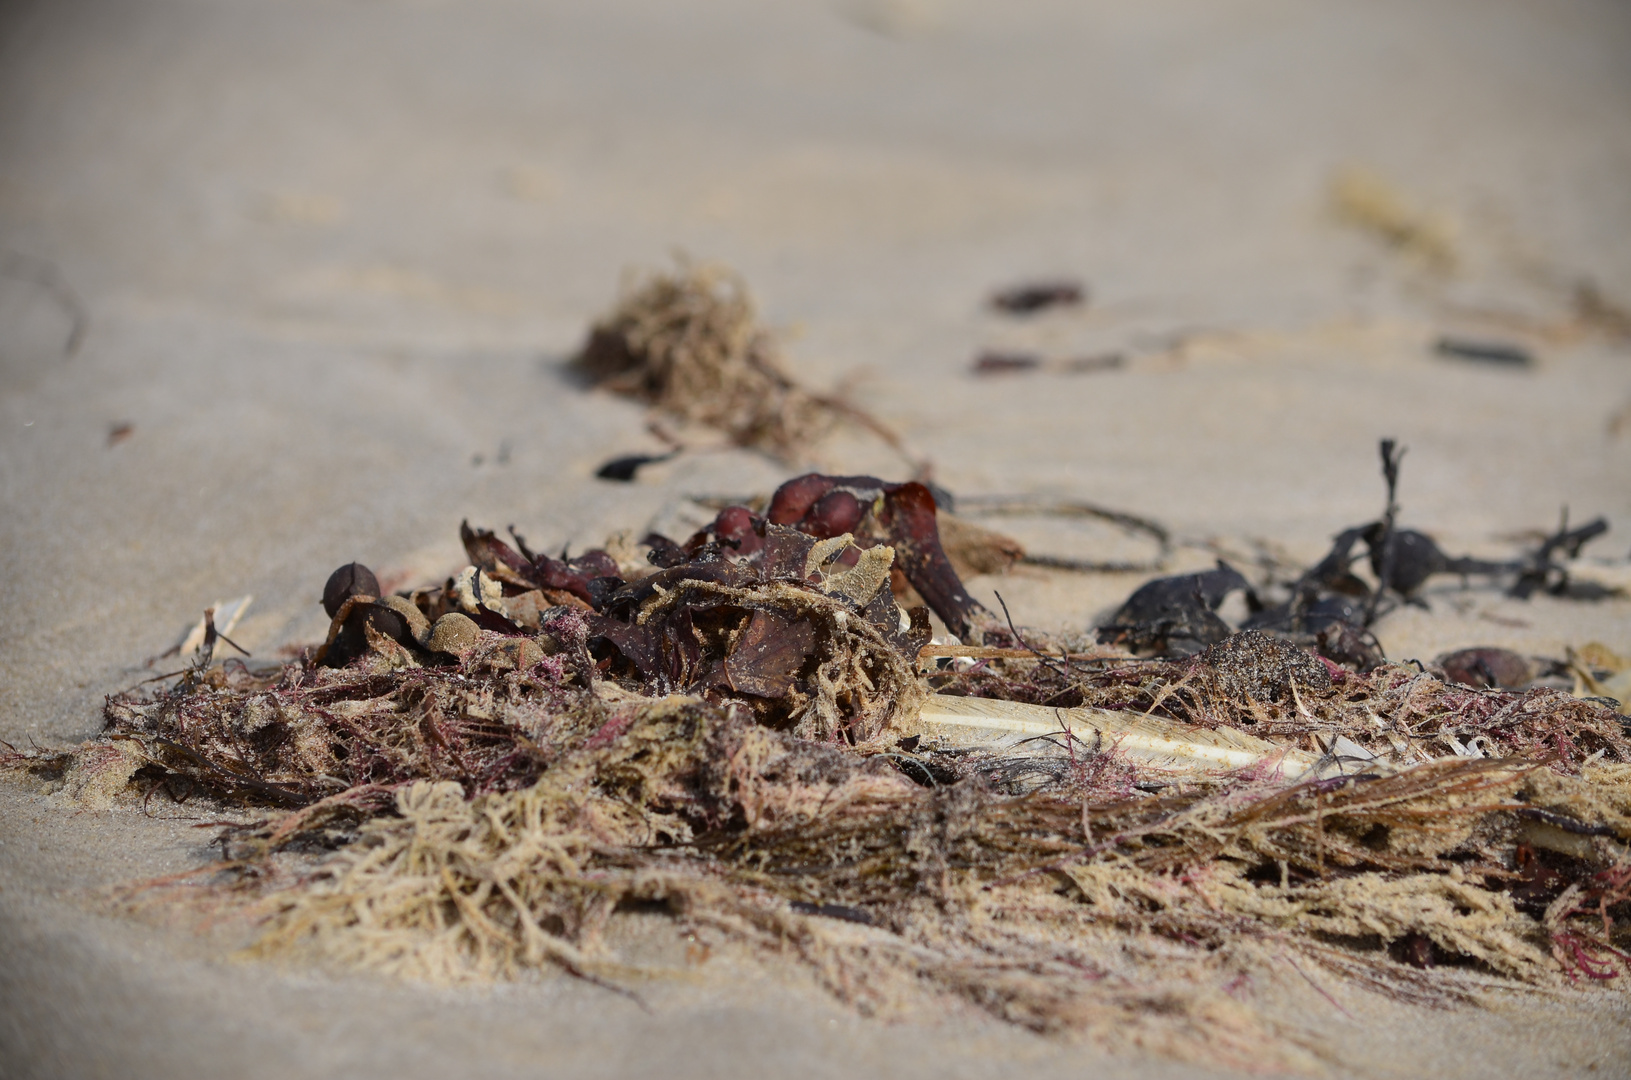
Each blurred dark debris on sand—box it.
[0,249,90,356]
[1434,337,1534,368]
[988,279,1086,315]
[578,253,1629,484]
[4,443,1630,1066]
[594,450,677,482]
[971,350,1124,377]
[1329,167,1631,353]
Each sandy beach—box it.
[3,1,1630,1075]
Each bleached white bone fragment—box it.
[912,694,1318,778]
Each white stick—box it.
[913,694,1318,778]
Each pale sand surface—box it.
[3,1,1631,1076]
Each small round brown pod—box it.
[1436,647,1532,690]
[361,604,415,648]
[323,601,416,667]
[428,612,482,657]
[489,637,546,672]
[377,595,432,647]
[323,562,380,617]
[805,489,864,538]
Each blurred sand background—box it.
[2,1,1630,1076]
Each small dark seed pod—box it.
[323,602,415,668]
[362,604,414,648]
[805,489,864,539]
[323,562,380,617]
[1437,647,1533,690]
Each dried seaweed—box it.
[941,644,1631,774]
[6,470,1630,1067]
[1096,561,1255,656]
[1437,647,1540,690]
[1330,169,1457,274]
[571,261,829,461]
[569,259,925,469]
[91,684,1628,1066]
[951,494,1171,575]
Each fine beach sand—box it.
[3,1,1631,1076]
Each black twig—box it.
[958,495,1172,571]
[992,591,1072,681]
[1363,439,1405,627]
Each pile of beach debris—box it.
[5,453,1629,1069]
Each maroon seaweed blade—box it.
[460,520,536,584]
[765,473,985,639]
[725,610,815,698]
[868,481,982,639]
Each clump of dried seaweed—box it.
[573,261,884,465]
[227,697,1340,1068]
[81,539,926,822]
[5,466,1630,1069]
[941,634,1631,774]
[158,689,1630,1066]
